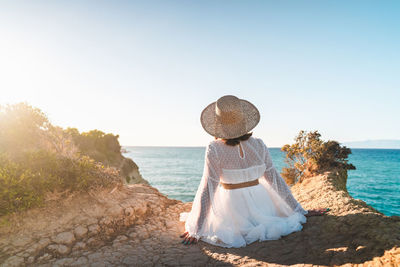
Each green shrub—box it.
[281,130,355,185]
[0,154,39,215]
[64,128,138,178]
[0,102,125,216]
[0,151,121,216]
[64,128,123,166]
[0,102,51,157]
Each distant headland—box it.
[342,140,400,149]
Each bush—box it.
[64,128,123,166]
[0,103,125,216]
[0,102,51,157]
[281,130,355,185]
[0,151,121,216]
[64,128,139,178]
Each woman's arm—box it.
[181,143,220,243]
[195,174,219,236]
[260,140,308,215]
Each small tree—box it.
[281,130,355,185]
[64,128,122,166]
[0,102,51,156]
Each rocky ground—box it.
[1,168,400,266]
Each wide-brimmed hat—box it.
[200,95,260,139]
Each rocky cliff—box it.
[1,168,399,266]
[120,157,150,186]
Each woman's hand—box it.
[305,208,330,217]
[180,231,198,245]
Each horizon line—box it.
[122,145,400,150]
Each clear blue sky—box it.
[1,1,399,146]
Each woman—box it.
[179,95,329,248]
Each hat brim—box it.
[200,99,260,139]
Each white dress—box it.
[179,136,308,248]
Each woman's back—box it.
[209,136,268,184]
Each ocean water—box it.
[124,146,400,217]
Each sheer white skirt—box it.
[179,178,307,248]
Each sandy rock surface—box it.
[1,168,400,266]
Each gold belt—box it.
[220,178,259,189]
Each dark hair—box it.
[218,132,253,146]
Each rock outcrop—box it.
[1,168,399,266]
[120,157,150,186]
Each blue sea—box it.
[124,146,400,217]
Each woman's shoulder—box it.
[205,139,219,150]
[204,139,224,158]
[248,135,266,147]
[207,139,224,150]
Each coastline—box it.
[1,167,399,266]
[124,146,400,216]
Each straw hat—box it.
[200,95,260,139]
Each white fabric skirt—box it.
[179,178,307,248]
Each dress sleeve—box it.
[260,140,308,215]
[183,143,220,239]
